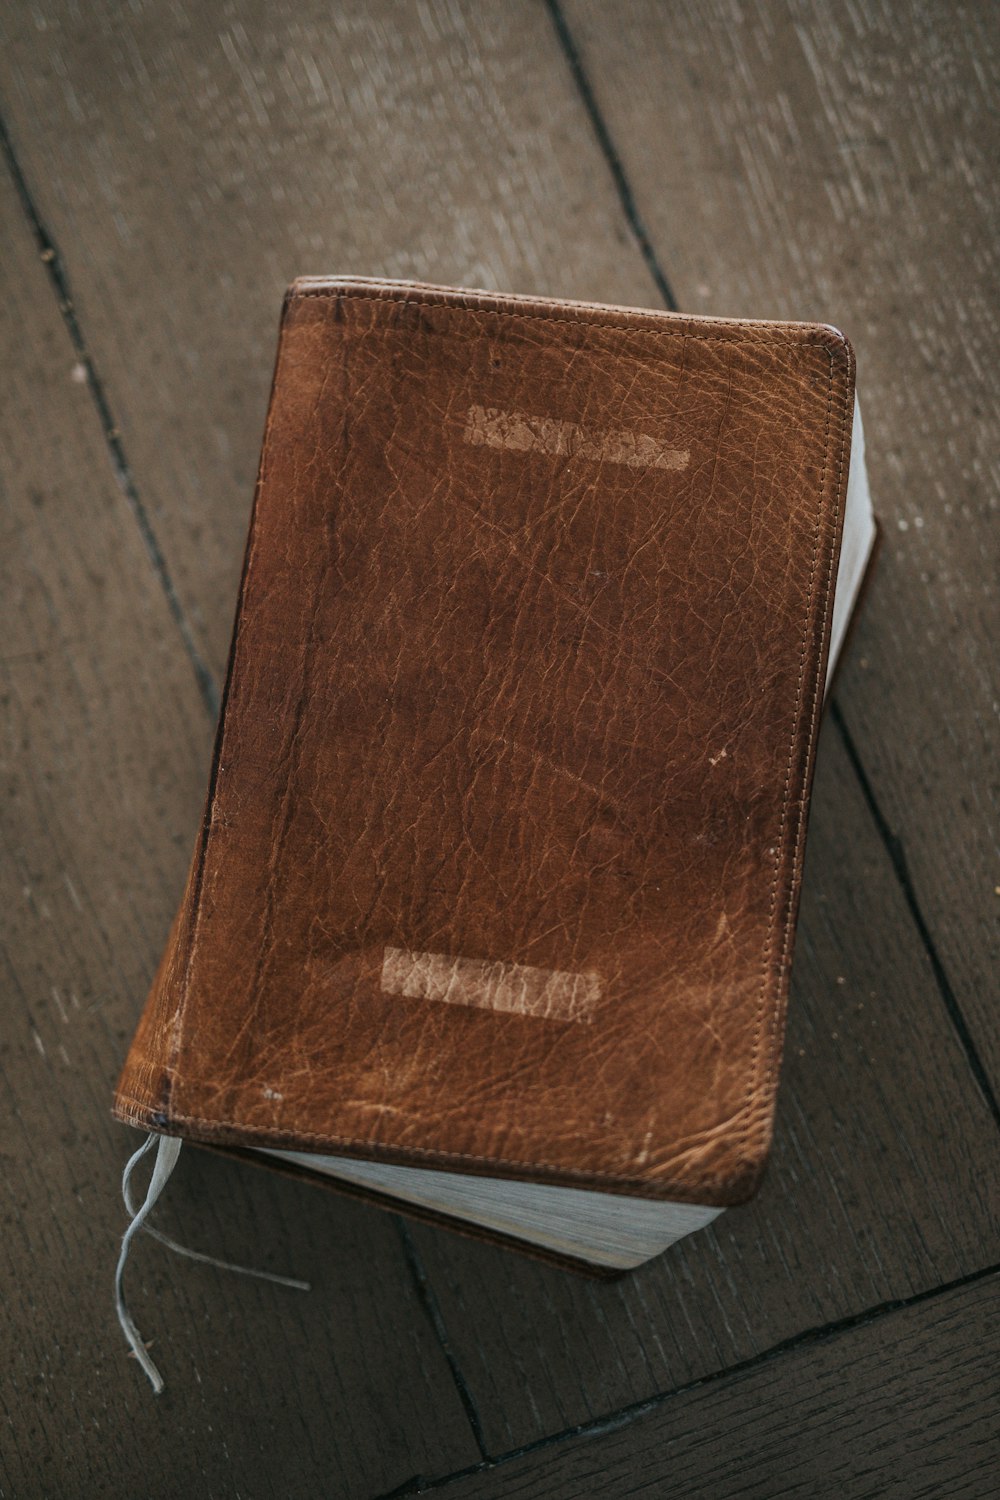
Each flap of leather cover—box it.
[114,278,855,1206]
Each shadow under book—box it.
[114,277,877,1281]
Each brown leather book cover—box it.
[114,277,855,1221]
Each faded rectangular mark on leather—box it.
[464,404,689,472]
[381,947,601,1024]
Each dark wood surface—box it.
[443,1275,1000,1499]
[0,3,996,1497]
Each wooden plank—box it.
[0,0,661,682]
[0,164,478,1499]
[561,0,1000,1087]
[441,1273,1000,1499]
[408,724,1000,1449]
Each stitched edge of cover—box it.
[734,344,845,1172]
[294,274,848,348]
[112,1087,760,1202]
[741,347,852,1170]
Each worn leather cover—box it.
[114,277,855,1213]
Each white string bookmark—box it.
[115,1132,310,1394]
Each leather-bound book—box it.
[114,278,877,1276]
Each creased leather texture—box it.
[114,277,855,1208]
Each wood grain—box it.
[0,2,996,1493]
[563,0,1000,1087]
[0,0,661,681]
[442,1272,1000,1499]
[409,723,1000,1450]
[0,161,477,1500]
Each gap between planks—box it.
[542,0,1000,1134]
[0,106,219,718]
[371,1260,1000,1497]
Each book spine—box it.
[112,290,297,1135]
[111,828,206,1131]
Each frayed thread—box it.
[115,1133,309,1394]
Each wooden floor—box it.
[1,3,997,1496]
